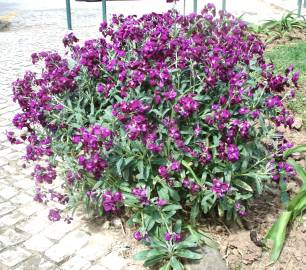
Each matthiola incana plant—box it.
[8,3,300,269]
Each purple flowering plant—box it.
[8,3,301,268]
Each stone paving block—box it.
[14,179,36,190]
[0,201,16,216]
[24,234,54,252]
[14,255,56,270]
[18,202,44,216]
[60,256,91,270]
[78,234,114,262]
[45,230,90,263]
[0,159,9,167]
[0,148,14,157]
[0,229,28,246]
[17,216,51,235]
[10,193,33,205]
[88,266,109,270]
[0,210,25,226]
[0,247,31,268]
[41,220,79,241]
[2,164,19,175]
[0,242,4,252]
[98,252,129,270]
[0,186,18,200]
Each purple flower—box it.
[165,232,172,241]
[182,178,190,188]
[170,161,181,171]
[63,32,79,48]
[133,231,143,241]
[163,89,177,100]
[292,71,300,85]
[32,164,56,184]
[132,187,150,206]
[211,179,230,198]
[194,124,201,137]
[174,94,199,117]
[251,110,260,119]
[158,166,169,178]
[227,144,239,162]
[54,104,64,111]
[238,107,249,115]
[265,96,282,109]
[102,190,123,213]
[191,183,200,193]
[6,131,22,144]
[156,198,167,207]
[48,209,61,222]
[173,232,183,242]
[72,135,81,144]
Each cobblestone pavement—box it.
[0,1,301,269]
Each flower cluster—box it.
[102,191,123,213]
[211,179,230,198]
[182,178,201,193]
[32,164,57,184]
[73,125,113,179]
[132,187,150,206]
[165,231,183,242]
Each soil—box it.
[259,28,306,48]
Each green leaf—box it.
[288,190,306,211]
[284,144,306,159]
[159,262,171,270]
[92,180,103,190]
[158,187,170,201]
[144,216,156,232]
[174,219,182,233]
[292,195,306,219]
[170,256,184,270]
[137,160,144,180]
[134,250,151,261]
[123,156,134,168]
[287,159,306,187]
[175,235,199,249]
[144,255,166,267]
[191,203,200,224]
[233,179,253,192]
[168,188,180,202]
[218,204,224,217]
[182,160,200,184]
[163,204,182,212]
[116,157,124,176]
[265,211,292,263]
[176,249,202,260]
[201,191,217,214]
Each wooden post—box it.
[66,0,72,30]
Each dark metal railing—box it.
[65,0,306,30]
